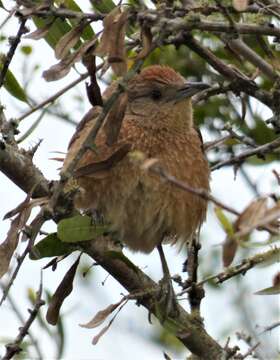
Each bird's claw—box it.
[158,276,179,322]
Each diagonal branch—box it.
[211,137,280,171]
[2,273,45,360]
[0,18,27,88]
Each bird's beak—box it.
[175,81,210,101]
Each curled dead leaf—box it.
[222,237,238,267]
[46,255,80,325]
[0,192,39,277]
[74,143,131,178]
[104,93,127,146]
[80,298,128,345]
[235,198,268,237]
[55,21,88,60]
[0,215,21,278]
[137,26,153,60]
[43,37,97,82]
[79,299,125,329]
[24,22,54,40]
[95,6,127,76]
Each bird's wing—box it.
[62,106,131,179]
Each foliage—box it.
[0,1,279,359]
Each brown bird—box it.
[63,65,210,272]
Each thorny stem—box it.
[16,72,89,123]
[211,137,280,171]
[0,19,27,88]
[2,273,45,360]
[0,282,43,360]
[178,247,280,296]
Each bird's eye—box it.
[151,89,162,101]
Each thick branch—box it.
[0,141,49,197]
[81,238,225,359]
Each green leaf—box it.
[214,207,234,236]
[59,0,95,40]
[91,0,116,13]
[57,215,107,243]
[20,45,33,56]
[30,233,74,260]
[0,63,28,103]
[32,16,73,49]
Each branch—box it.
[178,247,280,296]
[0,140,49,197]
[2,273,45,360]
[18,6,105,21]
[0,81,231,360]
[221,36,278,81]
[81,238,226,359]
[0,282,43,359]
[0,18,27,88]
[211,136,280,171]
[17,72,89,123]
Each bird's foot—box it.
[157,275,179,322]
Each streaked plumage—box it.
[63,65,210,253]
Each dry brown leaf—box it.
[42,58,73,82]
[233,0,248,11]
[74,143,131,178]
[55,22,87,60]
[91,322,112,345]
[95,6,127,76]
[0,191,36,277]
[234,200,280,239]
[46,255,80,325]
[254,282,280,295]
[104,93,127,146]
[4,197,47,220]
[43,37,97,82]
[235,198,268,234]
[137,27,153,60]
[79,299,125,329]
[222,237,238,267]
[273,272,280,286]
[24,22,53,40]
[0,215,21,278]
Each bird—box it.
[63,65,210,296]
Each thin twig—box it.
[259,320,280,334]
[211,137,280,171]
[2,272,45,360]
[148,165,240,216]
[178,247,280,296]
[17,72,89,123]
[0,19,27,88]
[0,282,43,359]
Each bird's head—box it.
[126,65,209,132]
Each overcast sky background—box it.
[0,1,279,359]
